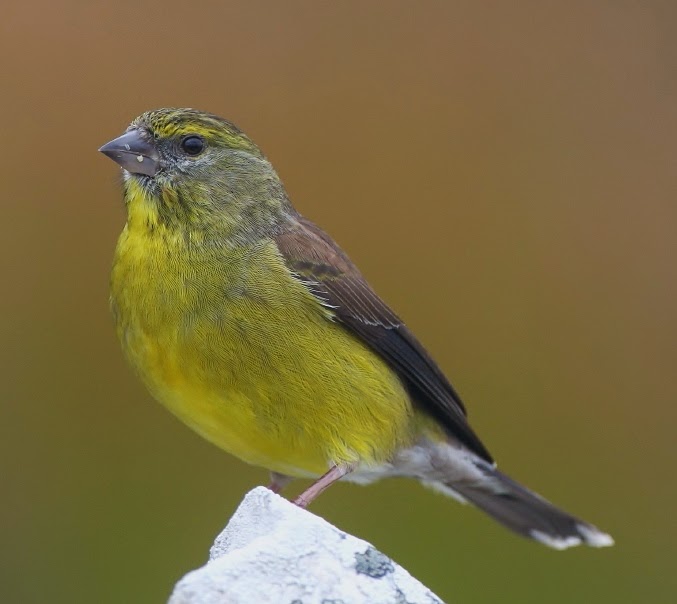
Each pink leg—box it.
[293,463,356,508]
[267,472,293,494]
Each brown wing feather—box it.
[274,216,493,463]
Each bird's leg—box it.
[293,463,356,508]
[267,472,293,494]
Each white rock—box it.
[168,487,444,604]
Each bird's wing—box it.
[274,216,493,463]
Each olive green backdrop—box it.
[2,2,675,602]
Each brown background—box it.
[2,1,675,602]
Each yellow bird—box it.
[100,108,612,549]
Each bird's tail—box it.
[427,462,613,550]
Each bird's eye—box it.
[181,136,205,156]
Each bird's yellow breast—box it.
[111,222,415,477]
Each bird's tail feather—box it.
[430,465,613,550]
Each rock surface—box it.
[168,487,444,604]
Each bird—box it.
[100,108,613,550]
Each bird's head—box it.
[100,108,291,241]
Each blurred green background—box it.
[2,1,675,602]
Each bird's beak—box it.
[99,129,160,177]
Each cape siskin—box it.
[100,108,613,549]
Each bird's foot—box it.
[293,463,356,508]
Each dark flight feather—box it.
[274,216,493,463]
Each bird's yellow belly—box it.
[112,235,415,477]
